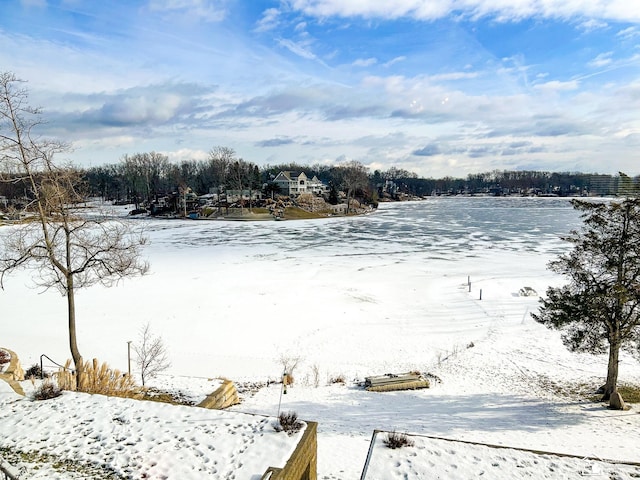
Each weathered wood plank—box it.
[364,373,422,387]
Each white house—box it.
[308,175,329,195]
[273,171,309,196]
[273,171,328,196]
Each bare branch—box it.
[133,323,171,386]
[1,71,150,388]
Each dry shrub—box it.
[275,411,304,435]
[33,379,62,400]
[56,358,137,396]
[329,374,346,384]
[278,353,301,386]
[617,384,640,403]
[0,349,10,365]
[25,363,47,379]
[383,431,414,449]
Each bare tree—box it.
[120,152,171,206]
[0,72,149,387]
[337,160,369,213]
[208,146,235,213]
[133,323,171,386]
[278,352,302,387]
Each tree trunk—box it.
[66,274,83,390]
[602,339,620,401]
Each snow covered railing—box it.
[0,456,22,480]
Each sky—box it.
[1,0,639,178]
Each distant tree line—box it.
[373,169,640,198]
[81,154,637,202]
[81,150,374,207]
[2,147,638,208]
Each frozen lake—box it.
[4,197,584,381]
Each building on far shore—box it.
[273,171,328,197]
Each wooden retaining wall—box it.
[0,454,23,480]
[2,348,24,382]
[261,421,318,480]
[197,379,240,410]
[198,380,317,479]
[0,348,25,396]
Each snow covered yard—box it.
[362,433,640,479]
[2,199,640,478]
[0,380,305,480]
[2,346,639,480]
[231,314,640,479]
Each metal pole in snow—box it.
[127,341,132,376]
[277,370,286,418]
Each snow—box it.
[362,433,640,479]
[1,197,640,479]
[145,375,224,406]
[0,381,304,479]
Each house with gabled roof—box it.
[273,171,328,197]
[273,171,308,196]
[307,175,329,195]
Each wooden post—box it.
[468,276,471,292]
[479,289,482,300]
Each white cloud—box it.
[588,52,614,68]
[617,26,640,40]
[96,93,188,125]
[163,148,209,162]
[428,71,479,81]
[289,0,448,20]
[353,57,377,67]
[533,80,580,92]
[277,38,317,60]
[255,8,281,32]
[287,0,640,22]
[147,0,227,22]
[383,56,406,67]
[578,19,609,32]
